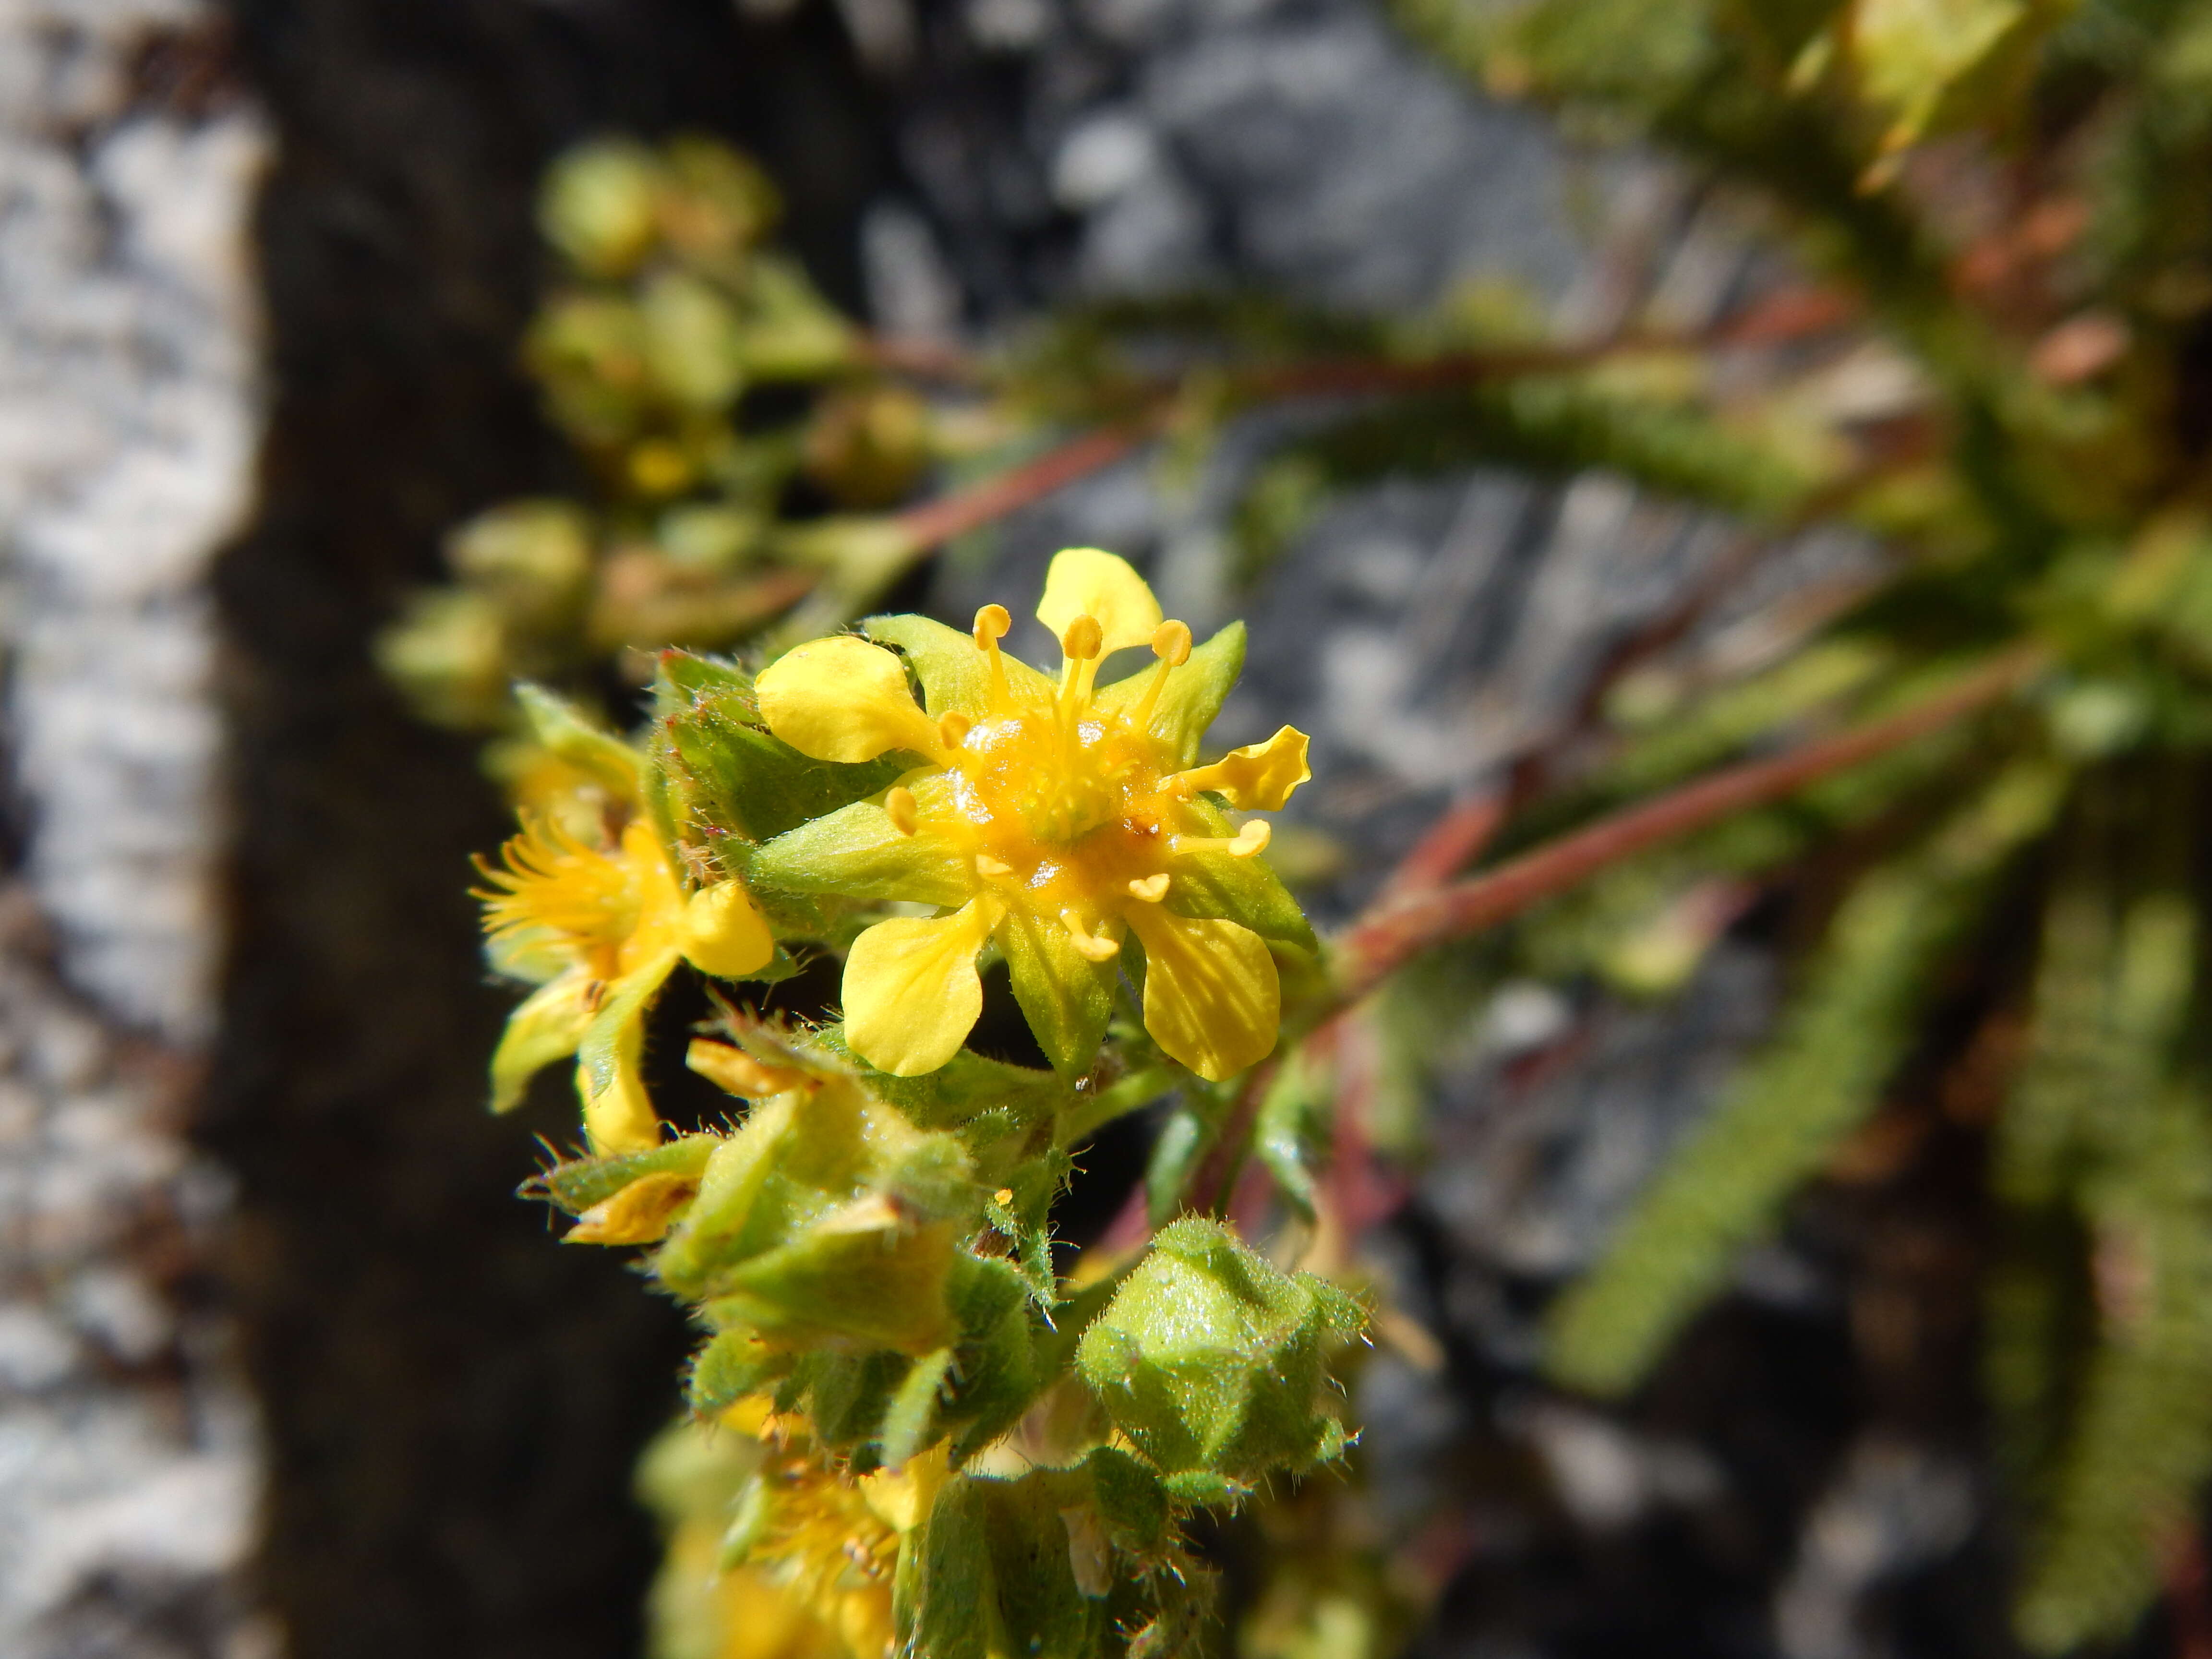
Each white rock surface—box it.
[0,1,268,1654]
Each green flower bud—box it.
[540,139,662,278]
[1075,1217,1365,1485]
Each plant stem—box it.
[1331,644,2044,1003]
[892,418,1166,552]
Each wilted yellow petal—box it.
[1036,547,1164,658]
[679,877,774,978]
[1173,725,1311,811]
[686,1038,811,1098]
[578,1048,661,1154]
[756,635,943,763]
[842,897,1002,1076]
[1125,907,1279,1081]
[488,971,594,1113]
[565,1170,701,1244]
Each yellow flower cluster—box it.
[475,814,770,1152]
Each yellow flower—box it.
[476,815,773,1152]
[749,548,1313,1081]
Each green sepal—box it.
[805,1027,1070,1135]
[655,649,906,843]
[880,1347,956,1469]
[904,1472,1111,1659]
[651,1085,982,1359]
[746,786,973,908]
[700,1221,961,1354]
[864,612,1057,714]
[998,900,1119,1075]
[1075,1216,1365,1482]
[488,973,592,1114]
[514,683,643,795]
[1094,620,1245,766]
[1083,1445,1168,1557]
[943,1254,1048,1461]
[1160,1470,1248,1510]
[686,1325,793,1413]
[1168,797,1319,955]
[576,958,673,1102]
[533,1131,720,1215]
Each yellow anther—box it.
[1129,619,1193,730]
[1061,614,1104,661]
[938,710,973,749]
[975,854,1015,879]
[884,786,919,836]
[1128,874,1171,902]
[993,1187,1015,1206]
[1060,909,1121,962]
[973,604,1012,704]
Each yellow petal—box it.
[1036,547,1163,658]
[565,1170,701,1245]
[577,955,676,1154]
[1125,907,1280,1082]
[841,897,1002,1076]
[1173,725,1311,811]
[680,877,774,978]
[488,971,594,1113]
[755,635,943,763]
[578,1050,661,1155]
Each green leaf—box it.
[1546,762,2068,1396]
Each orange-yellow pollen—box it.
[938,710,973,748]
[884,786,919,836]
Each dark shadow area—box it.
[201,3,892,1653]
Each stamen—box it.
[1128,618,1193,732]
[975,854,1015,879]
[1058,612,1107,721]
[938,710,972,750]
[884,786,919,836]
[1127,874,1171,902]
[973,603,1011,703]
[1167,820,1272,859]
[1060,908,1121,962]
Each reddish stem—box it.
[892,417,1162,551]
[1379,793,1509,903]
[1332,647,2041,1004]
